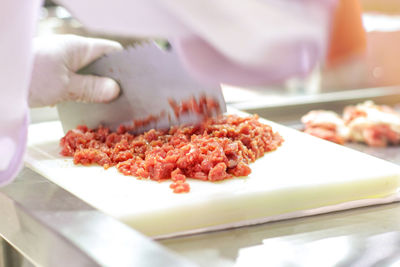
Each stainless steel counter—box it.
[161,202,400,266]
[3,91,400,266]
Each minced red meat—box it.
[60,114,284,193]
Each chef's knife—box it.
[57,42,226,133]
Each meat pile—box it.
[60,114,284,193]
[302,101,400,146]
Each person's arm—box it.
[56,0,337,86]
[0,3,123,185]
[0,0,41,185]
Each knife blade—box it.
[57,42,226,133]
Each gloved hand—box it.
[28,34,123,107]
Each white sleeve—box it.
[0,0,42,185]
[55,0,337,85]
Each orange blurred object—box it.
[326,0,367,67]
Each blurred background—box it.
[32,0,400,126]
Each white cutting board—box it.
[25,110,400,238]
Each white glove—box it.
[28,34,123,108]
